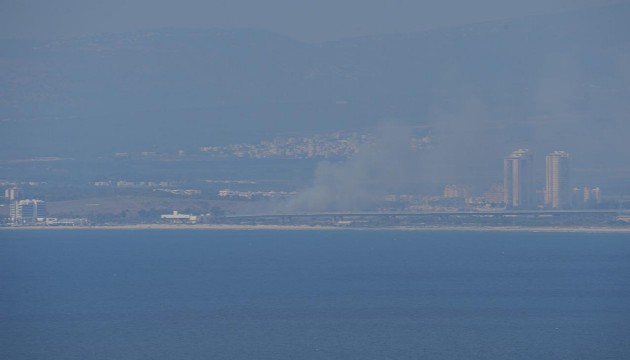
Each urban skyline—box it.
[2,144,615,227]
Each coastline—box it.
[2,224,630,233]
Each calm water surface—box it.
[1,230,629,359]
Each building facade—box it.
[545,151,571,209]
[443,185,469,199]
[160,211,198,224]
[9,199,47,223]
[4,187,22,202]
[503,149,534,208]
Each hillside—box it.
[1,3,628,167]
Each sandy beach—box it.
[2,224,630,233]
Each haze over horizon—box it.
[2,0,625,42]
[1,0,630,206]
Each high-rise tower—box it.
[503,149,534,208]
[545,151,571,209]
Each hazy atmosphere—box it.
[2,0,621,42]
[1,0,630,215]
[3,3,630,360]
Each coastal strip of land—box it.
[2,224,630,233]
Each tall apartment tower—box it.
[545,151,571,209]
[503,149,534,208]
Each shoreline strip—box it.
[2,224,630,233]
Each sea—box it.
[1,230,629,360]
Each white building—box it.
[10,199,47,223]
[4,188,22,201]
[160,211,198,224]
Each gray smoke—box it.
[283,122,423,213]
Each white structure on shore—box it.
[10,199,47,223]
[160,211,198,224]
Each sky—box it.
[0,0,624,42]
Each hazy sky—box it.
[1,0,624,42]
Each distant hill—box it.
[1,3,629,167]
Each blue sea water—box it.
[1,230,629,359]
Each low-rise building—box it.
[160,211,198,224]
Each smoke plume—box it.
[282,122,423,213]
